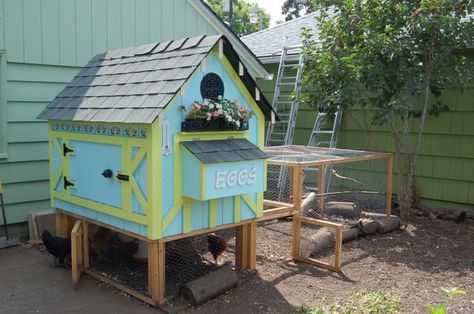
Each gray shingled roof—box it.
[38,35,220,123]
[241,12,319,62]
[181,138,269,164]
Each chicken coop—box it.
[37,34,276,305]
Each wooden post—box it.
[386,155,393,216]
[317,164,326,210]
[55,211,64,237]
[148,241,165,305]
[334,226,343,271]
[235,221,257,270]
[247,222,257,270]
[291,215,301,259]
[291,165,303,260]
[71,220,83,285]
[82,221,89,270]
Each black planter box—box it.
[181,119,249,132]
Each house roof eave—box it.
[187,0,273,81]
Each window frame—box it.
[0,50,7,160]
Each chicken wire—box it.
[86,222,236,299]
[302,157,388,225]
[264,163,293,205]
[298,220,337,267]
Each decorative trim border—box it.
[52,122,147,138]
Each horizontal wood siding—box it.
[257,63,474,209]
[0,0,220,224]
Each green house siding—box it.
[0,0,219,224]
[258,63,474,210]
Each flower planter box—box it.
[181,119,249,132]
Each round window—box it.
[200,73,224,100]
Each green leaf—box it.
[441,287,467,298]
[428,304,447,314]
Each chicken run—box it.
[37,35,397,307]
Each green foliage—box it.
[205,0,270,36]
[298,291,401,314]
[301,0,474,219]
[428,303,447,314]
[282,0,316,21]
[441,287,467,298]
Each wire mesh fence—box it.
[264,163,293,205]
[302,157,389,226]
[86,222,237,299]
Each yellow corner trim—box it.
[234,196,241,223]
[209,199,217,228]
[242,194,259,216]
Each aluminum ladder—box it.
[265,41,305,202]
[305,109,343,196]
[265,41,304,147]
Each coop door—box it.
[68,140,123,208]
[71,220,83,285]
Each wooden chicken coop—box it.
[38,34,277,305]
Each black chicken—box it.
[42,230,71,266]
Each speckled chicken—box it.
[207,233,227,265]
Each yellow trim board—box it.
[209,199,217,228]
[241,194,259,216]
[234,196,241,223]
[53,191,148,225]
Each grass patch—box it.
[298,291,401,314]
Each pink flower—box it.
[212,111,220,117]
[234,98,239,105]
[206,112,213,121]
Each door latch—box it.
[116,174,129,182]
[64,177,75,189]
[63,143,74,156]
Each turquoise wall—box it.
[0,0,219,225]
[162,53,262,237]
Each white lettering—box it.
[227,170,238,186]
[215,166,257,189]
[247,167,257,184]
[237,169,248,186]
[216,170,227,189]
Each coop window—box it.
[200,73,224,100]
[0,51,7,159]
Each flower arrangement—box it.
[181,97,254,131]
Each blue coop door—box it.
[68,140,123,208]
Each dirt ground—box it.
[177,216,474,314]
[7,216,473,313]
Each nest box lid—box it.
[181,138,269,164]
[37,35,277,124]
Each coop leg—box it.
[235,222,257,270]
[148,241,165,305]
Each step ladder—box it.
[265,40,305,201]
[305,109,343,196]
[265,41,304,147]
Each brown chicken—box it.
[92,226,112,260]
[207,233,227,265]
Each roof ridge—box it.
[241,11,318,39]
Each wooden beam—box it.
[386,154,393,216]
[263,199,293,208]
[235,224,248,270]
[317,164,326,210]
[291,215,301,259]
[148,241,165,305]
[248,222,257,270]
[335,226,343,271]
[293,256,340,272]
[71,220,83,286]
[298,216,344,229]
[85,270,156,306]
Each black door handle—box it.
[116,174,129,181]
[63,143,74,156]
[102,169,113,178]
[64,177,75,189]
